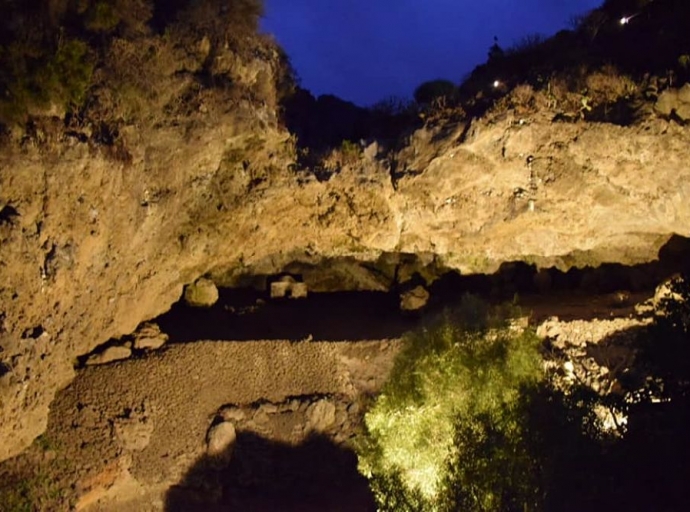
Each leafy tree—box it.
[356,295,544,511]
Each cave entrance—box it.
[157,288,418,343]
[151,235,690,344]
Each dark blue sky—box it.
[261,0,603,106]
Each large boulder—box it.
[306,399,336,432]
[655,83,690,123]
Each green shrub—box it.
[81,0,153,35]
[84,1,121,32]
[679,54,690,70]
[0,478,33,512]
[356,295,544,511]
[635,275,690,401]
[0,38,93,124]
[339,139,361,162]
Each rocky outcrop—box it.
[655,84,690,123]
[2,70,690,461]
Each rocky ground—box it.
[0,284,661,512]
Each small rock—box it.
[653,274,684,310]
[260,403,278,414]
[219,406,246,423]
[536,316,561,340]
[634,300,654,316]
[655,89,677,117]
[655,84,690,123]
[347,402,361,416]
[306,399,336,432]
[286,399,301,412]
[400,285,430,311]
[270,279,292,299]
[184,278,219,308]
[133,322,168,351]
[270,276,308,299]
[86,346,132,366]
[509,316,530,331]
[253,408,270,425]
[206,422,237,463]
[290,282,308,299]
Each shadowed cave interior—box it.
[154,235,690,344]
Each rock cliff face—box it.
[2,46,690,462]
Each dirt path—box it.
[4,340,399,511]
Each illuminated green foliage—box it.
[356,295,543,511]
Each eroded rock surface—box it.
[2,70,690,462]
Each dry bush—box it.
[93,37,182,123]
[81,0,153,36]
[174,0,263,56]
[507,84,538,114]
[545,77,582,113]
[320,140,362,170]
[585,66,637,105]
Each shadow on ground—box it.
[532,316,690,511]
[165,432,375,512]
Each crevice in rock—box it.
[0,204,19,226]
[21,325,44,340]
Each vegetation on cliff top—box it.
[0,0,278,129]
[355,296,546,511]
[409,0,690,125]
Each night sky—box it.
[261,0,604,106]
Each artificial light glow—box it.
[493,80,501,88]
[619,13,639,25]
